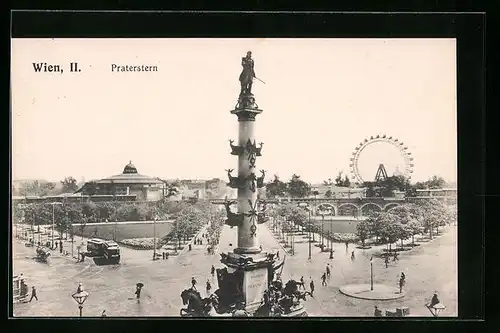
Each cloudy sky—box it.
[11,38,456,184]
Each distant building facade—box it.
[76,161,165,201]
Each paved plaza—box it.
[12,222,457,317]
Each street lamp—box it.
[370,256,374,291]
[321,213,325,249]
[307,208,312,260]
[72,284,89,318]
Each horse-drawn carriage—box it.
[36,246,51,262]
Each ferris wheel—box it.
[349,134,415,184]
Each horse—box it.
[180,288,214,317]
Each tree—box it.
[287,174,310,198]
[356,219,371,247]
[335,172,351,187]
[426,175,446,189]
[343,175,351,188]
[265,175,287,198]
[60,177,78,193]
[378,213,402,252]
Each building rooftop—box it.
[96,161,163,185]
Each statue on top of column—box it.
[239,51,256,96]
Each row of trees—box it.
[265,172,451,199]
[13,177,80,197]
[166,202,225,250]
[12,200,194,238]
[356,199,456,250]
[266,174,312,198]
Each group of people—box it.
[384,251,399,268]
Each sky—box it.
[11,38,457,184]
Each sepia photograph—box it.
[11,37,458,318]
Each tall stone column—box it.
[213,52,307,317]
[233,107,262,254]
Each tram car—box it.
[103,240,121,264]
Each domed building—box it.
[77,161,166,201]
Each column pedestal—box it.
[219,252,273,313]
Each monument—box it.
[216,52,309,317]
[179,52,310,317]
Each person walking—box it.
[393,252,399,262]
[309,278,315,297]
[384,255,389,268]
[206,279,212,295]
[321,273,327,287]
[429,291,440,308]
[351,250,355,261]
[135,285,142,299]
[345,241,349,251]
[300,276,305,290]
[326,264,331,279]
[29,286,38,302]
[211,265,215,277]
[191,277,197,290]
[399,272,406,293]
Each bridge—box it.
[210,196,456,217]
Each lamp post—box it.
[321,213,324,249]
[308,208,311,260]
[71,284,89,318]
[153,213,158,261]
[370,256,374,291]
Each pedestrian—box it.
[81,252,85,262]
[351,250,355,261]
[191,277,197,290]
[300,276,305,290]
[211,265,215,277]
[345,241,349,251]
[393,252,399,262]
[321,273,327,287]
[384,255,389,268]
[309,278,315,297]
[399,272,406,293]
[162,252,165,260]
[429,291,440,308]
[374,306,382,317]
[326,264,331,279]
[29,286,38,302]
[101,310,107,317]
[188,244,192,251]
[206,280,212,295]
[59,240,63,254]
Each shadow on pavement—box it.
[92,257,120,266]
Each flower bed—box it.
[119,237,162,250]
[329,232,359,243]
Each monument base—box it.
[218,251,275,313]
